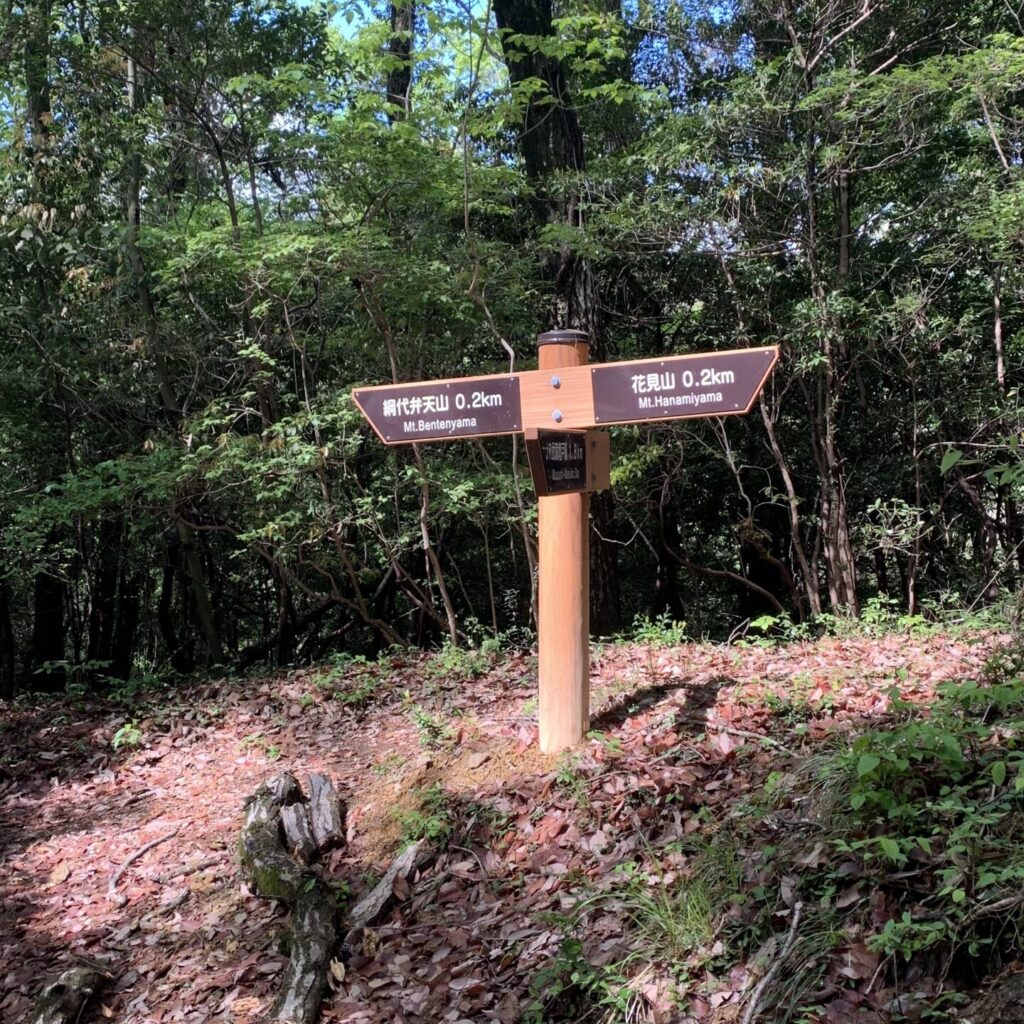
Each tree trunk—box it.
[24,0,52,157]
[0,579,16,699]
[85,519,120,680]
[126,49,179,415]
[30,561,65,692]
[158,537,192,673]
[175,518,224,667]
[110,568,141,680]
[759,395,822,616]
[239,774,340,1024]
[386,1,415,119]
[590,491,622,635]
[493,0,619,624]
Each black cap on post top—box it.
[537,329,590,347]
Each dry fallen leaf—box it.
[229,996,264,1016]
[49,862,70,886]
[328,958,346,989]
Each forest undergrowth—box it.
[1,619,1022,1024]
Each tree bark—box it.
[281,804,318,864]
[110,568,141,680]
[759,394,822,616]
[306,772,345,853]
[175,518,224,667]
[158,536,192,672]
[85,518,120,679]
[24,0,52,158]
[590,491,622,635]
[126,49,179,415]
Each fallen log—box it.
[349,839,427,927]
[239,773,339,1024]
[31,963,111,1024]
[307,772,345,853]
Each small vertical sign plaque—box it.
[526,428,610,496]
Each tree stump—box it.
[239,773,343,1024]
[31,964,110,1024]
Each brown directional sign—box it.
[590,346,779,426]
[351,336,780,755]
[525,429,610,496]
[351,346,778,442]
[352,374,522,443]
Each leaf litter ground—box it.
[0,631,1008,1023]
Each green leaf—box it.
[850,792,867,810]
[878,837,901,860]
[857,754,881,777]
[992,760,1007,786]
[940,449,964,474]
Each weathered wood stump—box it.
[31,964,111,1024]
[239,772,344,1024]
[240,771,431,1024]
[349,839,427,928]
[307,772,345,852]
[281,803,318,864]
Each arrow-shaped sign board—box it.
[352,346,778,443]
[351,373,523,444]
[590,347,778,424]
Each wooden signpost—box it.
[353,334,779,752]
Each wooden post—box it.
[536,330,590,752]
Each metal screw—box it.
[551,376,561,389]
[552,410,563,423]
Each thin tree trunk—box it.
[993,265,1005,395]
[126,51,179,415]
[24,0,52,157]
[494,0,619,628]
[158,538,192,672]
[759,395,822,615]
[481,526,499,634]
[85,518,120,679]
[907,375,922,614]
[111,569,141,680]
[30,564,65,692]
[417,472,458,645]
[0,579,16,699]
[386,0,415,119]
[590,491,622,636]
[175,518,224,667]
